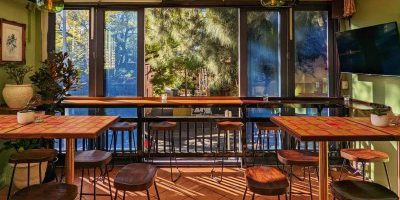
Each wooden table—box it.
[0,115,119,184]
[271,116,399,200]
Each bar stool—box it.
[277,150,318,200]
[11,182,78,200]
[339,148,391,189]
[109,122,138,163]
[148,121,181,182]
[243,166,289,200]
[75,150,113,200]
[331,180,398,200]
[254,122,280,166]
[211,121,244,183]
[114,163,160,200]
[7,149,58,200]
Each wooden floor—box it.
[1,165,360,200]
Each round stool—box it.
[339,148,390,189]
[148,121,181,182]
[7,149,58,200]
[75,150,113,200]
[211,121,243,183]
[114,163,160,200]
[11,183,78,200]
[254,122,280,166]
[243,166,289,200]
[109,122,138,163]
[331,180,398,200]
[277,150,318,200]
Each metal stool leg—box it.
[79,167,84,200]
[128,130,133,163]
[289,165,293,200]
[105,165,113,200]
[242,187,247,200]
[93,167,97,200]
[154,181,160,199]
[383,162,391,189]
[169,129,181,182]
[308,167,313,200]
[146,189,150,200]
[362,162,366,181]
[219,130,227,183]
[339,159,346,180]
[7,163,17,200]
[211,128,221,181]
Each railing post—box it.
[137,106,144,161]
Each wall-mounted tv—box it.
[336,22,400,76]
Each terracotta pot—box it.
[9,161,48,189]
[2,84,33,109]
[371,114,389,127]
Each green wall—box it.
[0,0,42,188]
[349,0,400,193]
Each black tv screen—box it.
[336,22,400,76]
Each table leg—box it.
[65,138,75,184]
[398,141,400,195]
[319,141,328,200]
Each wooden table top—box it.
[0,115,119,139]
[0,115,24,133]
[347,117,400,139]
[271,116,395,141]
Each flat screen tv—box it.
[336,22,400,76]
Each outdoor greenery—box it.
[371,104,391,116]
[145,8,239,96]
[2,63,32,85]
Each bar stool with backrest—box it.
[211,121,244,183]
[114,163,160,200]
[75,150,113,200]
[148,121,181,182]
[277,149,318,200]
[339,148,391,188]
[7,149,77,200]
[254,122,280,166]
[243,166,289,200]
[109,122,138,164]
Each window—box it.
[294,10,329,97]
[55,10,90,96]
[145,8,238,97]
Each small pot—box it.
[2,84,33,109]
[17,111,35,125]
[9,161,48,189]
[371,114,389,127]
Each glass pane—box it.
[145,8,238,97]
[55,10,90,96]
[294,11,328,97]
[105,11,138,96]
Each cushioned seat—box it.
[277,150,319,166]
[109,122,137,131]
[331,180,398,200]
[149,121,177,131]
[216,121,244,131]
[11,183,78,200]
[256,122,280,131]
[74,150,112,168]
[245,166,289,196]
[114,163,158,191]
[341,148,389,162]
[9,149,58,164]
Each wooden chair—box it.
[11,183,78,200]
[114,163,160,200]
[331,180,398,200]
[254,122,280,166]
[211,121,243,183]
[243,166,289,200]
[148,121,181,182]
[339,148,391,189]
[7,149,58,200]
[75,150,113,200]
[277,150,318,200]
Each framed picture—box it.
[0,19,26,63]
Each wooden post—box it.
[319,141,329,200]
[397,141,400,195]
[65,138,76,184]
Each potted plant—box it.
[1,63,33,109]
[16,95,41,125]
[371,104,391,127]
[30,52,80,114]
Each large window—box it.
[55,10,90,96]
[294,10,329,97]
[145,8,238,97]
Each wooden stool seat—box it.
[216,121,244,131]
[245,166,289,196]
[11,183,78,200]
[256,122,280,131]
[277,150,319,166]
[340,148,389,163]
[114,163,158,191]
[331,180,398,200]
[9,149,58,164]
[109,122,137,131]
[75,150,112,168]
[149,121,177,131]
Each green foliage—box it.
[371,104,391,116]
[1,63,32,85]
[30,52,80,112]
